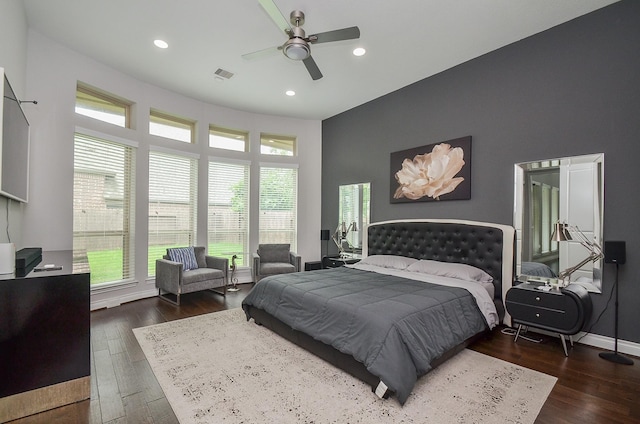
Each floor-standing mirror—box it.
[514,153,604,292]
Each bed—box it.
[242,219,515,405]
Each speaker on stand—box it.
[599,241,634,365]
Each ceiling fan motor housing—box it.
[283,25,310,60]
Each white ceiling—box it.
[22,0,618,120]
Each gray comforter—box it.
[241,267,489,405]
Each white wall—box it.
[23,30,322,308]
[0,0,29,248]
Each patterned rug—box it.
[134,308,556,424]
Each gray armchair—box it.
[252,243,301,282]
[155,246,228,305]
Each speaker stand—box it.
[599,263,634,365]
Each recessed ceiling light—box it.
[286,90,296,96]
[154,39,169,49]
[353,47,366,57]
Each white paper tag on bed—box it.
[375,381,388,398]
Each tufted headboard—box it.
[364,219,515,315]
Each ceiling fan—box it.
[242,0,360,80]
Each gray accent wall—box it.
[322,1,640,344]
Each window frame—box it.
[148,148,199,277]
[149,108,196,144]
[258,164,298,250]
[75,83,132,128]
[260,132,297,156]
[207,159,250,266]
[209,125,249,152]
[73,130,136,287]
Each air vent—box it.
[214,68,234,79]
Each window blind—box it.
[208,160,250,266]
[73,132,136,285]
[148,150,198,276]
[259,166,298,250]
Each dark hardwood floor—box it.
[10,284,640,423]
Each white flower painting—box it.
[390,137,471,203]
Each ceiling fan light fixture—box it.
[283,39,310,60]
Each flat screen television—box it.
[0,67,30,203]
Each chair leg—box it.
[158,288,180,306]
[209,286,226,297]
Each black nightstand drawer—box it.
[508,303,567,330]
[506,286,566,311]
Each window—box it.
[209,125,249,152]
[259,166,298,249]
[530,177,560,260]
[148,150,198,276]
[75,83,131,128]
[149,109,195,143]
[208,160,250,266]
[73,132,136,286]
[260,133,296,156]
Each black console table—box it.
[0,250,90,422]
[505,282,592,356]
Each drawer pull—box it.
[535,296,541,301]
[536,313,540,318]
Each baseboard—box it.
[522,327,640,359]
[90,272,255,311]
[578,332,640,359]
[91,287,157,310]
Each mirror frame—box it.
[514,153,604,292]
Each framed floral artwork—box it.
[390,136,471,203]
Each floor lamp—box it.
[599,241,634,365]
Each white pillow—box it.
[358,255,418,270]
[406,259,493,283]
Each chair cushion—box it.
[167,247,199,271]
[260,262,296,276]
[193,246,207,268]
[182,268,224,285]
[258,244,290,263]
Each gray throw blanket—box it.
[242,267,488,404]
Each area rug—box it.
[134,308,556,424]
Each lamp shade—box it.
[551,222,572,242]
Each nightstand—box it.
[322,255,360,268]
[505,282,592,356]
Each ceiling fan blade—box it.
[309,26,360,44]
[242,45,280,60]
[303,56,323,80]
[258,0,291,34]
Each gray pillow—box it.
[258,244,290,263]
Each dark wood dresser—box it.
[0,250,90,422]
